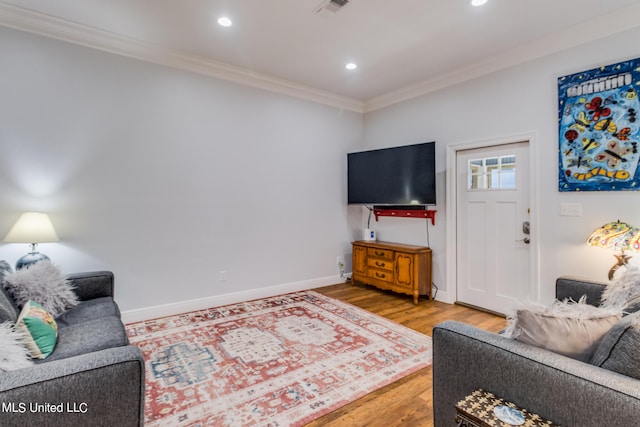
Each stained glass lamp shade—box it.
[587,220,640,280]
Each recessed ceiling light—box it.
[471,0,488,6]
[345,62,357,70]
[217,16,232,27]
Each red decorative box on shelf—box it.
[373,208,436,225]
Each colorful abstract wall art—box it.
[558,58,640,191]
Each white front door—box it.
[456,141,531,315]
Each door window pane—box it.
[468,155,517,190]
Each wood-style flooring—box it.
[306,281,506,427]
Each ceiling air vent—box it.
[314,0,350,15]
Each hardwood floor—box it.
[306,281,506,427]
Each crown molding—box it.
[363,2,640,113]
[2,2,640,115]
[0,3,364,113]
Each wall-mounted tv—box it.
[347,142,436,206]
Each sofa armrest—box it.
[555,276,607,306]
[68,271,114,301]
[0,345,144,427]
[432,321,640,426]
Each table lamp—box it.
[587,220,640,280]
[3,212,59,270]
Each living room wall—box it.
[3,23,640,316]
[0,27,363,314]
[361,26,640,304]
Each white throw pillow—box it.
[601,265,640,313]
[503,297,621,362]
[3,261,78,317]
[0,321,33,371]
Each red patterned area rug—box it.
[126,290,432,426]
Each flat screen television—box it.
[347,142,436,206]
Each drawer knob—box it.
[375,272,386,279]
[375,251,385,256]
[375,261,386,267]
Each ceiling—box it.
[1,0,640,112]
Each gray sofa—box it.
[0,269,145,427]
[432,277,640,426]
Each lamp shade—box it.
[3,213,59,244]
[587,220,640,252]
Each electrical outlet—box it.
[219,270,227,281]
[560,203,582,216]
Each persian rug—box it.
[126,290,432,426]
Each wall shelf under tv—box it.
[373,208,436,225]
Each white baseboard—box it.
[433,288,454,304]
[122,275,454,323]
[121,275,343,324]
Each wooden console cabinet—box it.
[351,240,432,304]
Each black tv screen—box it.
[347,142,436,205]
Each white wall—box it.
[3,24,640,317]
[361,26,640,304]
[0,28,362,314]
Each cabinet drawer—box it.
[367,248,394,260]
[367,258,393,271]
[368,268,393,283]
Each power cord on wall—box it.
[425,216,431,248]
[426,215,435,300]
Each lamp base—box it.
[608,253,632,280]
[16,252,50,270]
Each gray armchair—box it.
[432,277,640,426]
[0,271,145,427]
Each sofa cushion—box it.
[590,311,640,380]
[42,316,129,362]
[556,276,605,306]
[15,300,58,359]
[503,297,621,362]
[0,321,33,371]
[55,297,121,327]
[0,261,19,323]
[3,260,79,317]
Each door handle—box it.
[516,237,530,244]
